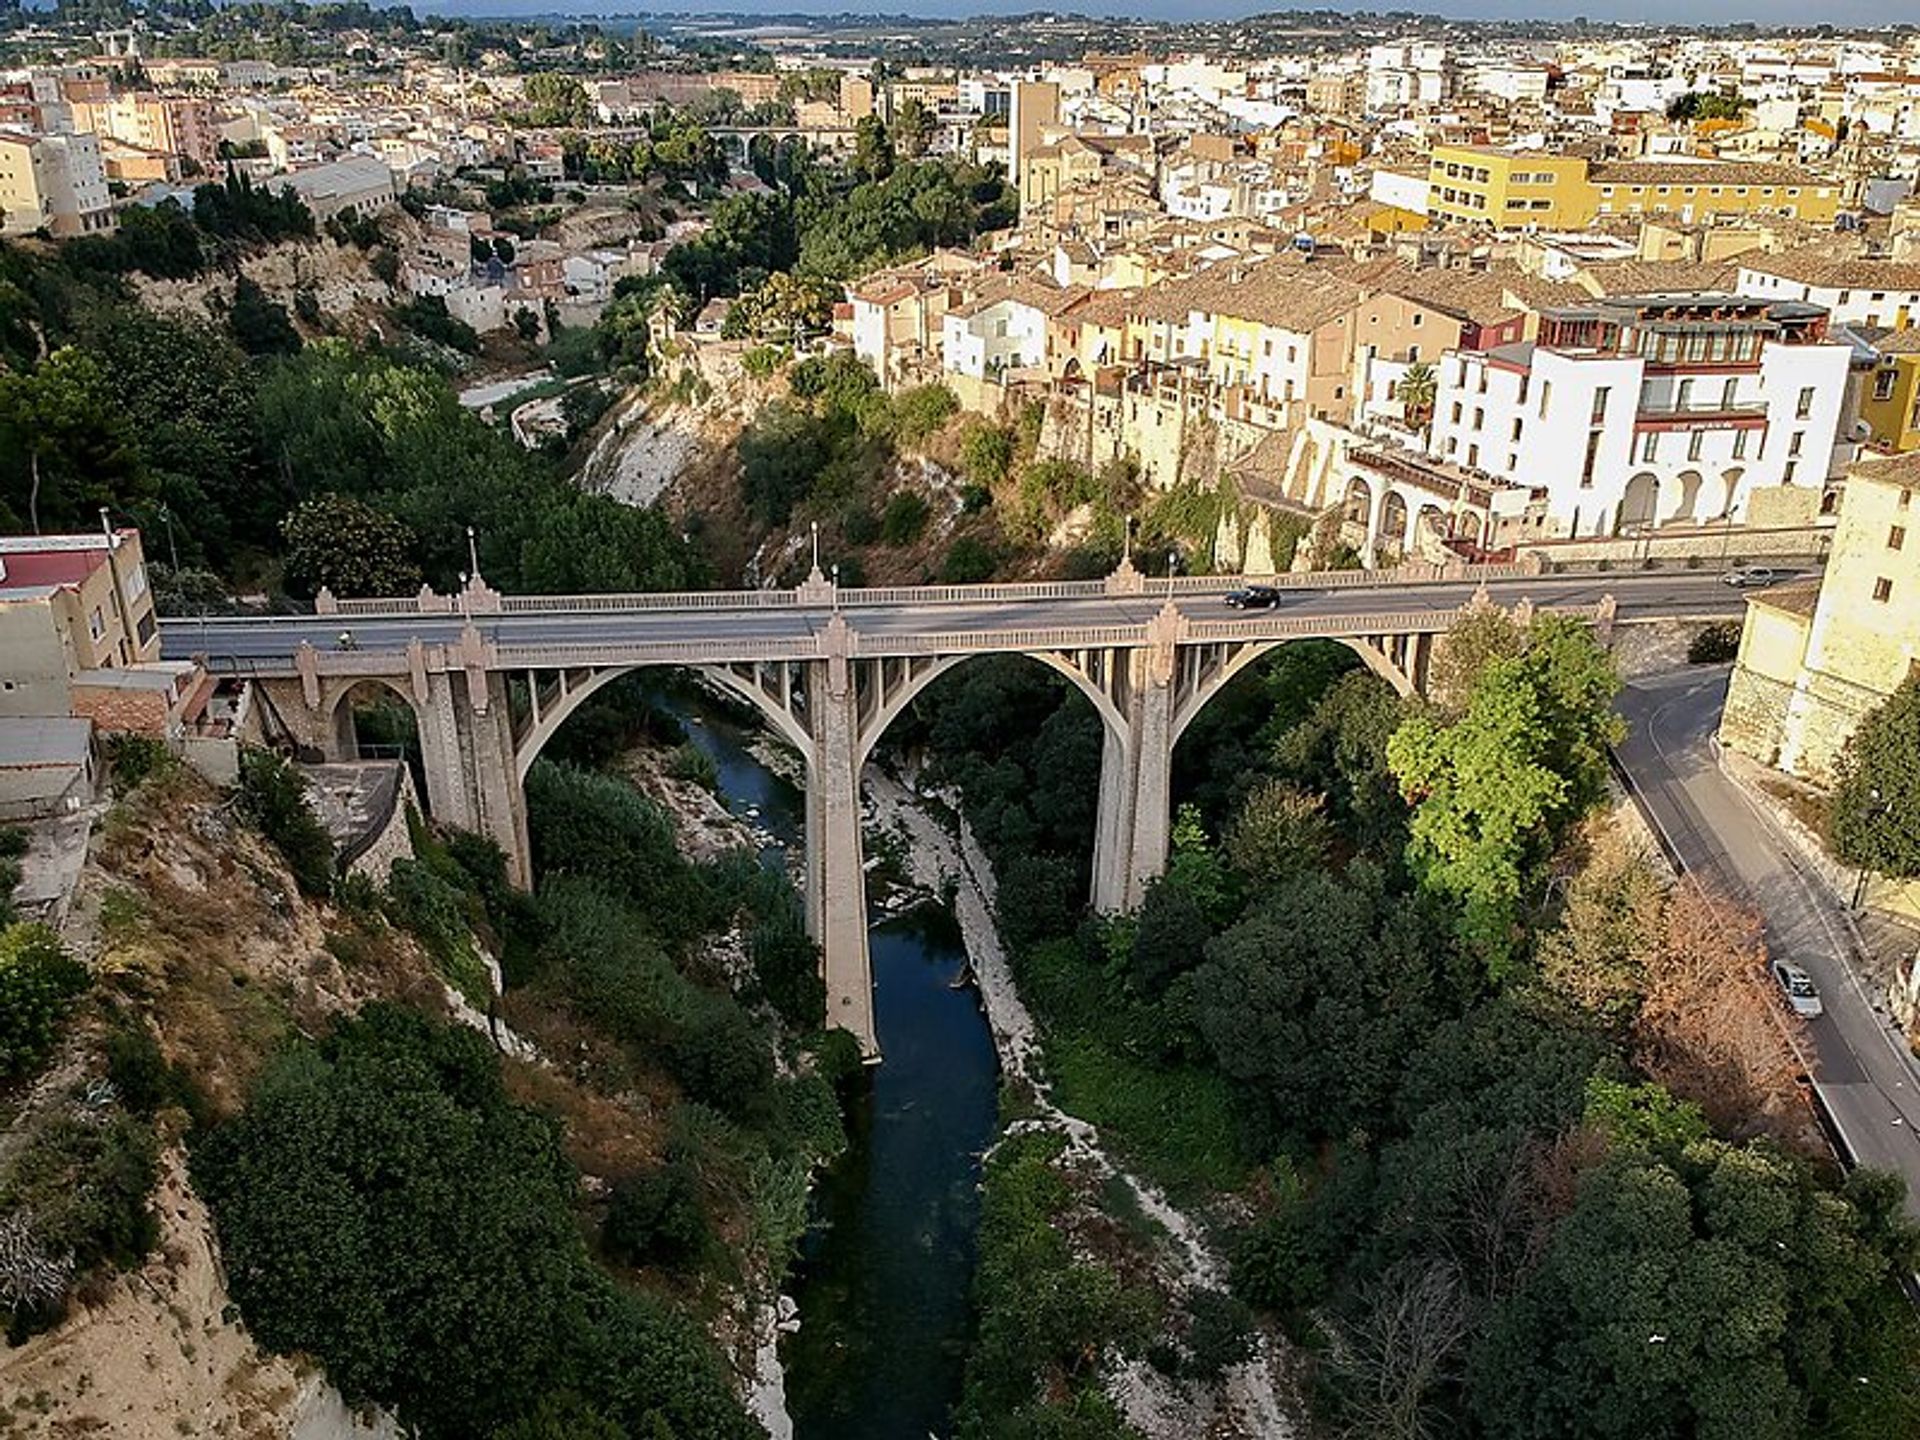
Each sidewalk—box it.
[1719,746,1920,1031]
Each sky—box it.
[404,0,1920,24]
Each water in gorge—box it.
[652,679,1002,1439]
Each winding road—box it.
[1614,667,1920,1216]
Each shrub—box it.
[941,536,998,584]
[603,1161,709,1269]
[0,925,89,1083]
[881,490,931,546]
[1687,620,1742,664]
[103,735,176,791]
[893,384,958,444]
[667,742,718,792]
[385,857,493,1007]
[237,748,336,897]
[2,1105,159,1280]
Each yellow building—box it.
[1859,330,1920,453]
[1426,145,1841,231]
[1721,451,1920,782]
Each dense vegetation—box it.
[0,238,696,598]
[913,616,1920,1437]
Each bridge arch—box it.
[1170,635,1416,747]
[510,662,813,785]
[852,648,1129,770]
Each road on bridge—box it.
[164,568,1757,668]
[1615,667,1920,1218]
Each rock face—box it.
[0,1149,399,1440]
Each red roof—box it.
[0,532,131,593]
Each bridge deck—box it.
[162,568,1757,676]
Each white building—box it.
[0,130,111,237]
[267,153,397,223]
[1423,294,1852,539]
[1737,252,1920,329]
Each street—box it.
[1614,667,1920,1215]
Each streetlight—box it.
[1165,548,1178,599]
[466,526,481,584]
[831,562,840,611]
[810,520,821,576]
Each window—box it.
[1796,386,1815,419]
[1903,489,1913,509]
[1451,401,1463,423]
[1511,417,1524,442]
[1407,345,1420,363]
[1641,431,1660,462]
[125,564,147,600]
[1539,380,1551,417]
[1411,312,1423,327]
[88,608,105,641]
[1788,431,1804,457]
[1688,430,1704,461]
[1875,368,1898,401]
[1446,436,1458,455]
[1784,460,1798,483]
[1468,443,1480,467]
[1581,429,1602,487]
[136,609,156,646]
[1591,387,1610,422]
[1873,577,1894,603]
[1722,378,1739,408]
[1517,374,1529,404]
[1472,407,1484,430]
[1891,526,1907,551]
[1677,379,1694,410]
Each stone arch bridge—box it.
[167,560,1742,1055]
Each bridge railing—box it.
[309,558,1554,620]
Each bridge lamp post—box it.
[811,520,821,576]
[831,563,841,610]
[1851,787,1888,911]
[1166,549,1178,599]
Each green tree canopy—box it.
[280,492,421,599]
[1828,676,1920,879]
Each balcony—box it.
[1633,400,1769,429]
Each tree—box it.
[738,400,830,525]
[851,113,895,183]
[1224,781,1332,884]
[280,493,420,600]
[1395,360,1438,431]
[1633,881,1804,1138]
[1828,676,1920,879]
[0,347,145,535]
[894,97,936,159]
[1388,616,1622,973]
[193,1005,755,1440]
[1324,1260,1473,1440]
[1537,831,1666,1028]
[227,274,300,356]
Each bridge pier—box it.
[1090,608,1180,912]
[808,635,880,1058]
[417,670,533,889]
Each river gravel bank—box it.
[863,767,1299,1439]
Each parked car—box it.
[1224,585,1281,611]
[1772,960,1824,1019]
[1722,566,1777,589]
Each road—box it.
[1615,667,1920,1215]
[164,568,1754,670]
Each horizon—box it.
[397,0,1920,29]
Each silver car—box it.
[1722,566,1777,589]
[1772,961,1824,1019]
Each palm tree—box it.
[1395,361,1438,433]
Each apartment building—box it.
[1736,251,1920,328]
[0,530,161,721]
[1721,449,1920,781]
[1423,293,1852,538]
[0,130,112,236]
[1858,329,1920,452]
[71,92,220,174]
[1425,145,1841,229]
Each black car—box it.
[1224,585,1281,610]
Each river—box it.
[655,681,1001,1440]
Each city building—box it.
[1425,145,1842,230]
[70,92,220,174]
[1422,293,1853,538]
[265,153,396,223]
[0,130,112,236]
[1720,449,1920,780]
[0,529,162,721]
[1858,329,1920,452]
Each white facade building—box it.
[1423,295,1852,539]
